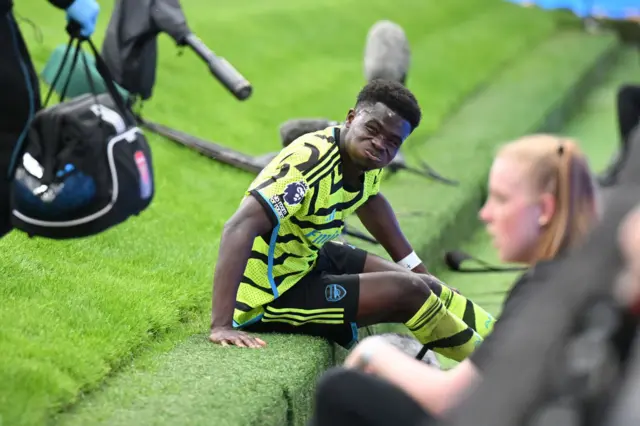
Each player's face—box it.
[343,103,412,171]
[479,156,550,265]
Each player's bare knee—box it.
[394,273,432,312]
[416,273,443,295]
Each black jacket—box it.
[470,256,637,372]
[1,0,74,14]
[469,259,559,372]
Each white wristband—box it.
[397,251,422,270]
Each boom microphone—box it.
[363,20,411,85]
[444,250,527,273]
[184,33,252,101]
[444,250,474,271]
[279,118,340,146]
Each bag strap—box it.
[79,36,135,127]
[50,20,134,126]
[42,37,83,108]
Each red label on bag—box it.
[134,151,152,199]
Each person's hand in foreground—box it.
[345,335,399,371]
[209,327,266,348]
[344,335,479,417]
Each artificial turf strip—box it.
[1,1,563,424]
[56,334,335,426]
[48,33,620,426]
[344,31,621,272]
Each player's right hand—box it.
[209,327,266,348]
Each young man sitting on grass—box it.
[208,79,495,361]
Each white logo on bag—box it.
[90,104,126,135]
[22,152,43,179]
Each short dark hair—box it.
[355,79,421,131]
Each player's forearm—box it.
[211,223,256,330]
[357,194,426,271]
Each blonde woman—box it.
[308,134,600,426]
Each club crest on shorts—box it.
[325,284,347,303]
[283,181,308,205]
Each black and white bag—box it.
[9,36,155,240]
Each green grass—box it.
[561,48,640,173]
[0,0,595,424]
[45,31,623,426]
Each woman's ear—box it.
[538,192,556,227]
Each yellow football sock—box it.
[405,291,483,362]
[438,285,496,338]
